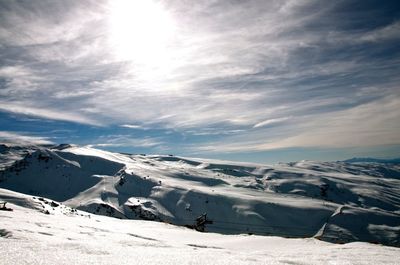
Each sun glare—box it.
[107,0,176,67]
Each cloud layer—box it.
[0,131,54,145]
[0,0,399,155]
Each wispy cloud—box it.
[120,124,145,129]
[253,117,291,129]
[186,95,400,153]
[0,0,399,156]
[87,135,164,149]
[0,131,54,145]
[0,102,100,126]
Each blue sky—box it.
[0,0,400,163]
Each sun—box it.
[107,0,176,66]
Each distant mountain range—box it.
[343,157,400,163]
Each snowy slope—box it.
[0,144,34,171]
[1,189,399,265]
[0,144,399,247]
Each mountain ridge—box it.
[343,157,400,163]
[1,144,399,246]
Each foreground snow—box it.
[0,189,399,265]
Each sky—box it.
[0,0,400,164]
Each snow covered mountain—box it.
[343,157,400,163]
[0,144,399,247]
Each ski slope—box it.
[0,144,399,247]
